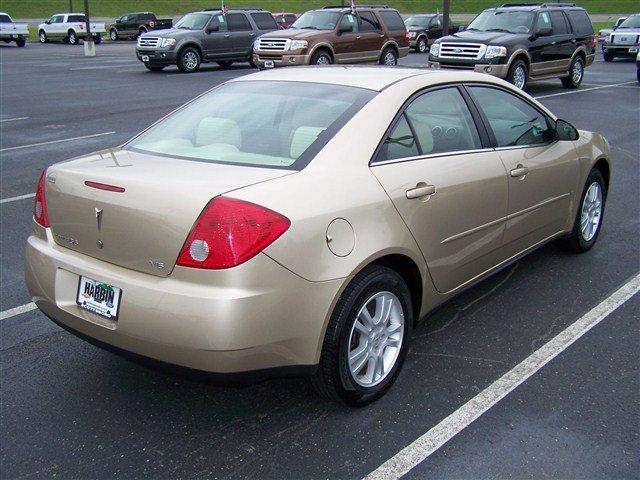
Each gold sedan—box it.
[25,67,611,405]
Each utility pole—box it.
[69,0,73,12]
[442,0,451,36]
[83,0,95,57]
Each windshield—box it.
[405,16,432,27]
[174,13,211,30]
[291,11,341,30]
[126,81,376,169]
[467,10,534,34]
[618,15,640,29]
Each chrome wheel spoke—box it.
[580,182,602,241]
[349,343,369,372]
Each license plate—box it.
[141,55,150,62]
[76,276,122,320]
[264,60,275,68]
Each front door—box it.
[370,86,509,293]
[333,13,359,62]
[203,14,232,58]
[467,85,579,256]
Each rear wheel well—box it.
[593,158,610,194]
[371,254,422,323]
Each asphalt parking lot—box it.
[1,42,639,479]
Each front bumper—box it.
[602,42,640,57]
[26,226,343,375]
[136,48,177,64]
[427,60,509,79]
[252,52,310,67]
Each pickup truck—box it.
[0,12,28,47]
[38,13,105,45]
[404,14,460,53]
[109,12,172,41]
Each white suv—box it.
[38,13,105,45]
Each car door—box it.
[466,85,579,256]
[334,13,359,62]
[50,15,65,38]
[127,14,139,35]
[370,86,509,293]
[548,10,574,71]
[203,13,232,58]
[356,11,384,61]
[226,13,255,56]
[427,15,443,43]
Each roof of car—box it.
[495,3,586,10]
[232,66,494,92]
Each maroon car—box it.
[274,12,298,29]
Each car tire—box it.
[145,63,165,72]
[110,28,118,41]
[507,59,528,89]
[67,30,78,45]
[562,168,606,253]
[561,56,584,89]
[416,36,428,53]
[380,47,398,66]
[217,60,234,68]
[39,30,47,43]
[311,265,413,406]
[16,37,26,47]
[177,47,201,73]
[603,51,614,62]
[310,50,332,65]
[94,34,102,45]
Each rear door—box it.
[370,86,509,293]
[227,13,255,56]
[466,85,578,256]
[549,10,574,70]
[356,11,385,61]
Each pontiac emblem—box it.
[95,208,103,231]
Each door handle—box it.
[249,32,255,37]
[510,165,529,178]
[406,184,436,199]
[224,34,230,38]
[356,35,361,40]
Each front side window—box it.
[54,16,65,23]
[126,81,376,169]
[227,13,251,31]
[208,14,228,32]
[291,11,340,31]
[0,14,11,23]
[175,13,212,30]
[469,87,554,147]
[536,12,552,32]
[339,14,357,32]
[359,12,381,31]
[468,10,534,34]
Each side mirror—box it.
[535,26,552,37]
[458,24,467,31]
[555,119,579,141]
[206,25,219,33]
[612,25,618,31]
[45,20,51,25]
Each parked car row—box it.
[38,13,105,44]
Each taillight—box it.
[405,31,410,42]
[176,197,290,269]
[34,169,50,227]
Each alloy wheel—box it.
[572,59,583,85]
[418,38,427,53]
[110,29,117,41]
[184,51,198,70]
[513,65,526,89]
[316,55,331,65]
[384,52,397,66]
[580,182,602,241]
[39,32,46,43]
[347,291,404,387]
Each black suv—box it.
[135,9,278,72]
[428,3,597,89]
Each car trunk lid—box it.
[45,148,293,277]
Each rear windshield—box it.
[126,81,376,170]
[175,13,211,30]
[468,10,534,34]
[566,10,594,35]
[68,15,86,23]
[379,10,406,31]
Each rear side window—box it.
[378,10,406,31]
[566,10,593,35]
[68,15,85,23]
[227,13,252,31]
[359,12,381,31]
[251,12,277,30]
[549,11,570,34]
[469,87,553,147]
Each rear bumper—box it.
[252,52,310,67]
[26,226,343,375]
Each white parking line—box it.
[0,193,35,204]
[535,81,636,99]
[0,117,29,123]
[364,272,640,480]
[0,131,115,153]
[0,302,37,320]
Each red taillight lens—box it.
[405,32,410,42]
[33,169,50,227]
[176,197,290,269]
